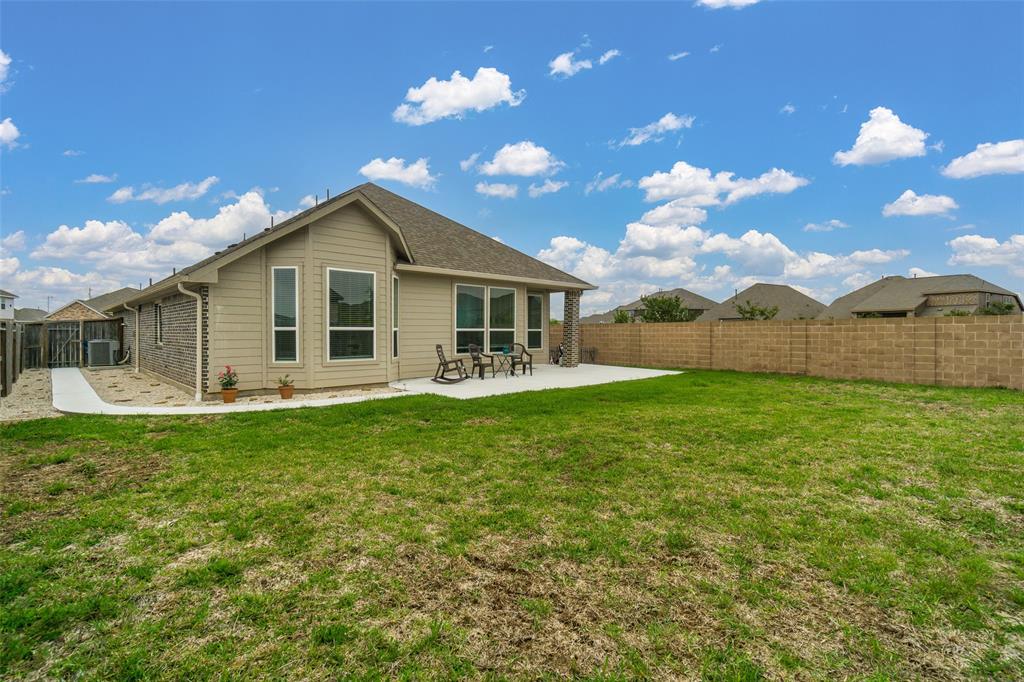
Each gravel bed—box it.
[0,369,63,422]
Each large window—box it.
[327,269,375,360]
[392,275,399,359]
[272,266,298,362]
[488,287,516,353]
[527,293,543,349]
[455,284,485,353]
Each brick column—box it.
[562,289,581,367]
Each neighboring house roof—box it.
[45,299,110,321]
[616,287,718,312]
[817,276,905,319]
[129,182,592,305]
[13,307,47,322]
[0,289,17,299]
[581,311,616,324]
[85,287,144,313]
[844,274,1022,315]
[699,283,826,321]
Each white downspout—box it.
[122,303,140,373]
[177,283,203,401]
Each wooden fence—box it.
[551,315,1024,390]
[0,321,24,397]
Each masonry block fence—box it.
[550,316,1023,390]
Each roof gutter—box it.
[177,283,204,401]
[393,263,597,291]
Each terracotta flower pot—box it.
[221,387,238,404]
[278,385,294,400]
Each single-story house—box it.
[818,274,1023,318]
[698,283,826,321]
[581,287,718,323]
[114,182,595,399]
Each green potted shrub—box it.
[217,365,239,403]
[277,374,294,399]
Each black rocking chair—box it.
[511,343,533,376]
[433,344,469,383]
[467,343,495,379]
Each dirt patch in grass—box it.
[0,441,165,541]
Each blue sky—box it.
[1,0,1022,314]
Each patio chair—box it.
[433,344,469,383]
[511,343,533,376]
[467,343,495,380]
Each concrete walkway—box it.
[51,364,679,415]
[50,368,401,416]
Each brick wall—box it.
[138,293,198,389]
[550,315,1023,390]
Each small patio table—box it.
[493,353,515,377]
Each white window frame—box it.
[325,267,377,363]
[154,303,163,345]
[454,283,487,354]
[488,286,517,353]
[527,293,544,350]
[271,266,300,364]
[392,275,399,359]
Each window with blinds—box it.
[272,267,298,362]
[327,269,375,360]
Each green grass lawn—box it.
[2,371,1023,680]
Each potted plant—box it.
[218,365,239,403]
[277,374,294,399]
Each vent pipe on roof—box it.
[315,194,318,205]
[271,216,274,228]
[173,267,176,275]
[149,278,152,287]
[326,188,330,200]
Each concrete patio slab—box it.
[391,363,679,400]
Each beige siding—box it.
[207,202,552,392]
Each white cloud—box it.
[882,189,958,217]
[298,194,317,209]
[1,230,26,253]
[709,44,722,53]
[833,107,929,166]
[639,160,810,205]
[779,103,796,115]
[358,157,437,189]
[948,233,1024,278]
[1,263,124,309]
[147,191,295,247]
[585,172,633,195]
[108,176,219,204]
[908,267,939,278]
[941,139,1024,179]
[32,219,144,261]
[668,51,690,61]
[0,117,21,149]
[63,149,84,157]
[696,0,760,8]
[475,182,518,199]
[74,173,117,184]
[392,67,525,126]
[803,219,849,232]
[549,51,592,78]
[478,141,564,177]
[0,49,11,89]
[598,49,621,65]
[842,272,875,290]
[459,152,480,172]
[618,112,695,147]
[528,179,568,198]
[483,45,494,53]
[639,200,708,226]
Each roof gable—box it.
[700,283,826,321]
[45,300,110,321]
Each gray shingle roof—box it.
[0,289,17,299]
[13,307,46,322]
[167,183,590,290]
[699,283,826,321]
[85,287,144,313]
[820,274,1022,318]
[616,287,718,312]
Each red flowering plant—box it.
[217,365,239,389]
